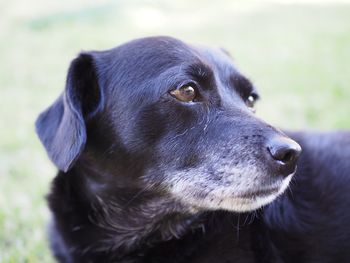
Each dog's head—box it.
[36,36,301,212]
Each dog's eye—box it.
[170,85,197,102]
[246,93,258,109]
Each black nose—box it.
[267,137,302,176]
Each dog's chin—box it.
[189,174,294,213]
[225,173,293,212]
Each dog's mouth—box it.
[235,187,280,199]
[168,169,295,213]
[240,172,294,199]
[203,173,294,212]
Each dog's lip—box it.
[235,187,280,199]
[236,172,296,199]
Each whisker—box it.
[248,211,256,225]
[243,213,250,226]
[236,214,240,243]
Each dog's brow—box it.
[186,63,212,77]
[185,63,216,90]
[229,74,258,98]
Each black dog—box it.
[36,36,350,262]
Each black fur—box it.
[36,36,350,262]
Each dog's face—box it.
[36,36,301,212]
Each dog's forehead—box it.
[192,44,237,70]
[118,36,196,63]
[99,37,252,107]
[115,36,237,73]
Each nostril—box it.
[267,137,302,165]
[270,147,298,164]
[282,150,294,163]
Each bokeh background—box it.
[1,0,349,261]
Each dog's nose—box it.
[267,137,302,176]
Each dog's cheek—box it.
[135,108,167,146]
[133,102,197,147]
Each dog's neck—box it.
[54,161,203,260]
[86,187,200,255]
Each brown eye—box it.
[170,85,197,102]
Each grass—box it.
[0,0,349,261]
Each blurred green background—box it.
[0,0,349,261]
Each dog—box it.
[36,36,350,262]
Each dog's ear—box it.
[219,47,232,58]
[35,53,103,172]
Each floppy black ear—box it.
[36,53,102,172]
